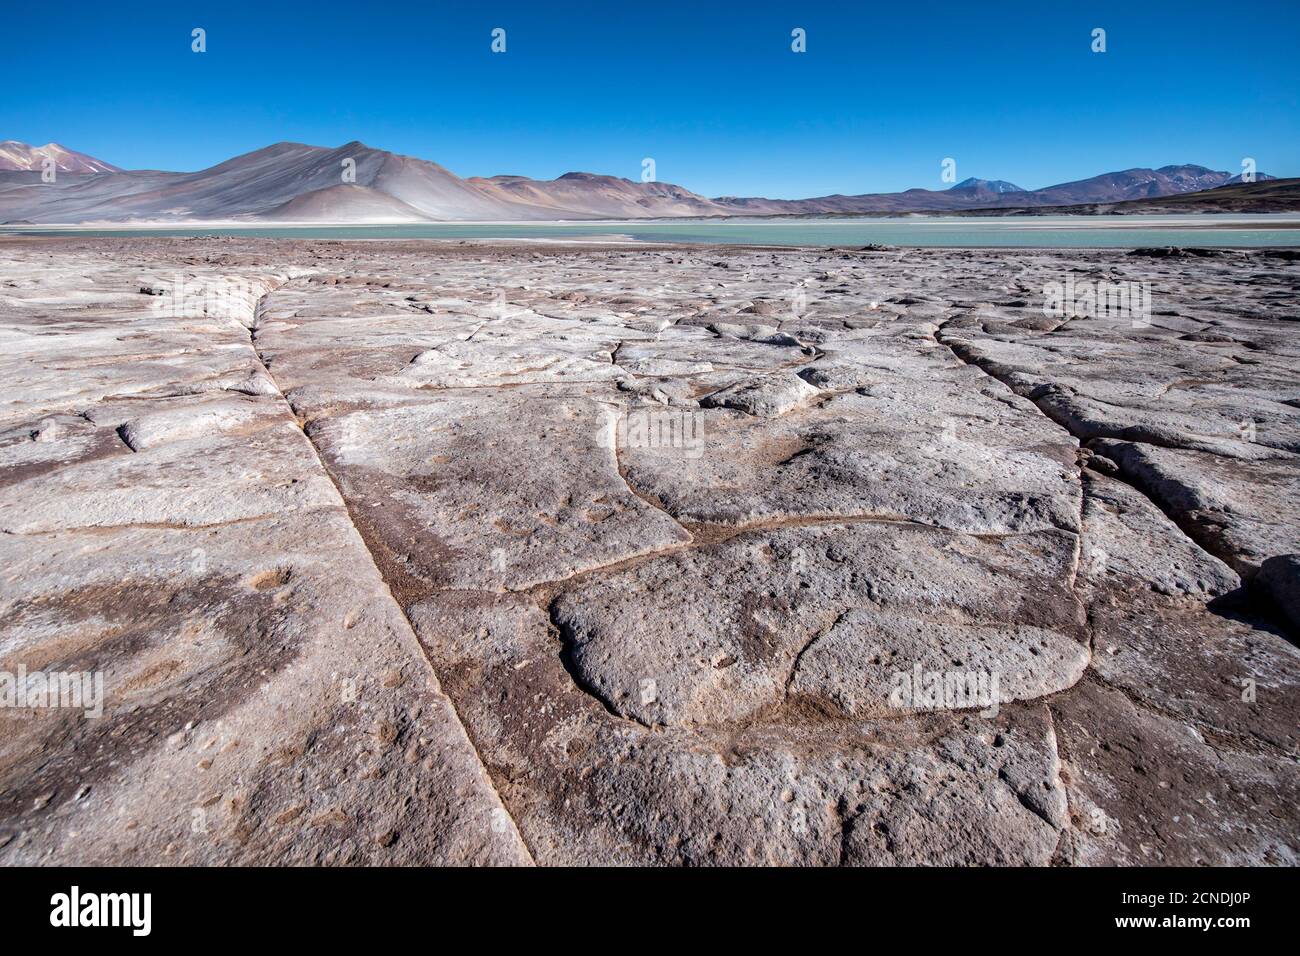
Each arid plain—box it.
[0,236,1296,866]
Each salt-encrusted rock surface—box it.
[0,236,1295,866]
[0,251,529,865]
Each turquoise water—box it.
[5,215,1299,248]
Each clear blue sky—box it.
[3,0,1296,198]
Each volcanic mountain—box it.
[0,141,120,174]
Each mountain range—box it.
[0,139,1279,224]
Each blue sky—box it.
[3,0,1297,198]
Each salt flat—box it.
[0,237,1296,865]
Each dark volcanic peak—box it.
[557,171,626,182]
[950,178,1026,193]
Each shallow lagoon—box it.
[6,214,1299,247]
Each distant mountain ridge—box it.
[945,176,1300,217]
[710,165,1276,216]
[0,139,1280,223]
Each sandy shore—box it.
[0,237,1296,865]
